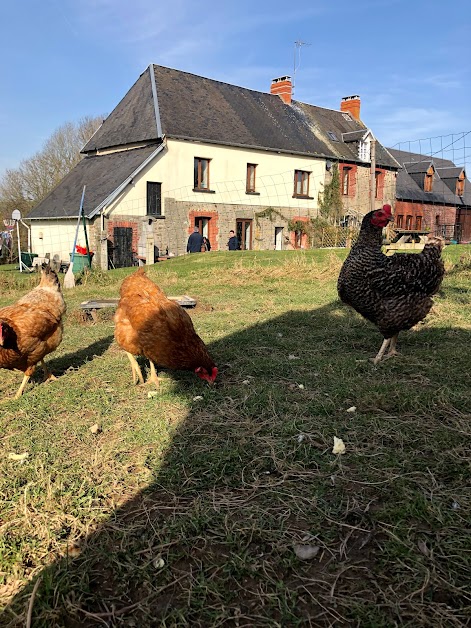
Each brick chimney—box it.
[270,76,292,105]
[341,95,361,120]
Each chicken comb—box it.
[382,204,392,215]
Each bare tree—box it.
[0,115,103,222]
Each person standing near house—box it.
[227,230,240,251]
[202,236,211,252]
[187,226,204,253]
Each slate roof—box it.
[28,145,159,219]
[83,65,399,169]
[32,65,401,220]
[388,148,471,207]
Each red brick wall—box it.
[395,201,458,233]
[188,210,220,251]
[108,220,138,253]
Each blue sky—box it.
[1,0,469,177]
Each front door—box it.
[113,227,133,268]
[236,219,252,251]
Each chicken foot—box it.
[126,352,144,385]
[372,334,399,365]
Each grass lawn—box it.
[0,246,470,627]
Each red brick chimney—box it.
[341,95,361,120]
[270,76,292,105]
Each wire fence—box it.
[5,130,469,269]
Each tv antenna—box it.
[293,40,311,96]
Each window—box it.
[415,215,422,230]
[294,170,310,197]
[358,139,370,161]
[147,182,162,216]
[405,215,412,230]
[342,167,351,195]
[396,214,404,228]
[328,131,339,141]
[246,164,257,193]
[424,166,434,192]
[194,158,210,190]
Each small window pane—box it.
[147,182,161,216]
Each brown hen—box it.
[114,268,217,386]
[0,265,66,398]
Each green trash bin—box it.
[21,252,38,267]
[70,252,94,274]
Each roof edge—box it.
[149,64,163,138]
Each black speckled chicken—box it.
[337,204,445,364]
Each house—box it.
[27,65,400,268]
[388,148,471,243]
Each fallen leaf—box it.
[297,434,305,443]
[90,423,102,434]
[242,380,250,385]
[192,395,203,401]
[147,391,159,399]
[332,437,346,455]
[288,354,299,360]
[346,406,357,413]
[294,544,320,560]
[8,452,28,461]
[298,384,305,389]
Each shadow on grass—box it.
[2,303,470,627]
[47,335,115,377]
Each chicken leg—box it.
[147,361,161,387]
[373,334,400,365]
[126,352,144,385]
[373,338,391,365]
[41,360,57,382]
[385,334,399,359]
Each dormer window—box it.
[358,139,370,161]
[424,166,434,192]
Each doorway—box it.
[236,219,253,250]
[113,227,134,268]
[275,227,283,250]
[195,217,211,238]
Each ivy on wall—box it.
[318,163,344,225]
[254,207,288,227]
